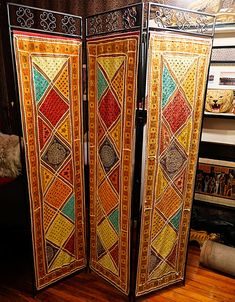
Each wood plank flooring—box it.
[0,245,235,302]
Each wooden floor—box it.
[0,245,235,302]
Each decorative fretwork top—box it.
[7,3,82,38]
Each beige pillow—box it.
[0,132,22,178]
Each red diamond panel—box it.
[99,89,120,129]
[39,88,69,127]
[163,90,191,134]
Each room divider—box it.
[7,1,215,299]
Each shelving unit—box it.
[202,37,235,145]
[194,33,235,243]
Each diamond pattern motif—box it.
[163,90,191,134]
[156,186,182,220]
[99,137,118,173]
[152,224,177,259]
[97,218,118,250]
[39,88,69,127]
[99,89,120,129]
[42,136,70,171]
[160,140,187,180]
[45,178,72,209]
[46,213,74,247]
[90,44,136,288]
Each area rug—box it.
[13,31,86,289]
[136,32,212,296]
[87,32,139,294]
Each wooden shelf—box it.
[208,84,235,90]
[204,111,235,119]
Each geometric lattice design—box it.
[42,136,70,171]
[162,64,176,108]
[182,61,198,106]
[111,63,125,105]
[155,168,168,199]
[110,243,119,269]
[148,250,161,275]
[98,253,118,276]
[170,209,182,231]
[99,137,118,173]
[49,250,75,272]
[160,140,187,180]
[136,32,212,296]
[46,241,59,267]
[109,119,122,152]
[167,243,177,269]
[97,218,118,250]
[157,186,182,219]
[59,159,74,185]
[174,169,186,195]
[98,179,118,215]
[64,233,75,256]
[150,262,175,280]
[43,203,57,230]
[151,209,166,239]
[57,116,71,143]
[62,194,75,222]
[97,236,106,259]
[177,120,192,155]
[46,213,74,247]
[163,89,191,134]
[88,33,139,295]
[14,32,86,290]
[99,89,121,129]
[32,56,68,82]
[32,66,49,103]
[41,165,54,193]
[55,64,69,99]
[38,117,52,150]
[159,121,171,155]
[108,165,120,194]
[39,88,69,127]
[152,224,177,259]
[97,56,124,81]
[164,55,196,82]
[108,208,119,234]
[97,67,109,101]
[44,178,72,209]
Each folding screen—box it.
[85,3,214,297]
[8,4,86,290]
[7,1,215,299]
[86,28,139,294]
[136,31,212,296]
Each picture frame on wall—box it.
[211,46,235,64]
[194,158,235,208]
